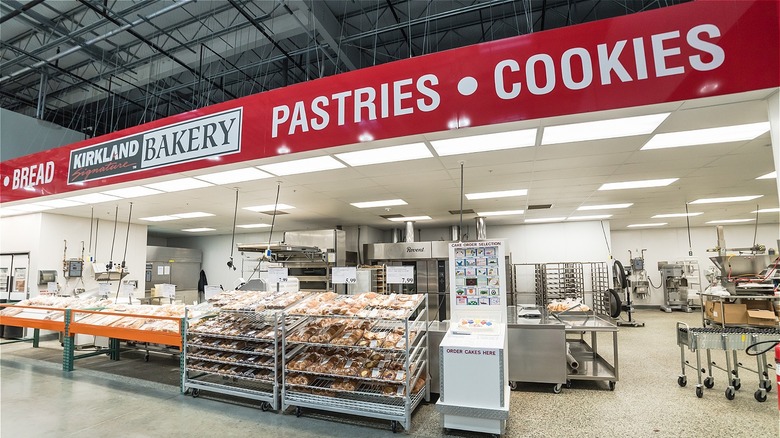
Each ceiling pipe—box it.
[450,225,460,242]
[404,221,415,243]
[0,0,194,84]
[391,229,401,243]
[475,217,487,241]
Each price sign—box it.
[267,267,289,284]
[120,283,135,298]
[332,267,357,284]
[47,282,57,293]
[98,283,111,297]
[159,283,176,298]
[387,266,415,285]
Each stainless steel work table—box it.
[558,314,619,390]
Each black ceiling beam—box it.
[76,0,237,101]
[0,0,45,25]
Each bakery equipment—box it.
[659,262,692,313]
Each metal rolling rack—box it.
[535,263,585,307]
[182,306,305,410]
[281,295,429,433]
[676,322,778,402]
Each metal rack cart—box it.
[676,322,778,402]
[535,262,585,307]
[282,295,429,433]
[560,313,619,390]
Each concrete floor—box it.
[1,309,778,437]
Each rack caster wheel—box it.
[553,384,562,394]
[703,377,714,389]
[724,387,735,400]
[295,406,302,418]
[695,386,703,398]
[760,379,772,392]
[261,402,271,412]
[608,381,616,391]
[183,388,191,395]
[391,420,398,433]
[677,376,687,387]
[565,380,572,389]
[191,388,200,398]
[730,378,741,390]
[509,381,517,390]
[144,354,150,362]
[754,389,767,402]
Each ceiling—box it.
[1,0,777,238]
[2,88,777,237]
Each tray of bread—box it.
[285,346,416,383]
[285,317,419,350]
[547,299,590,313]
[285,373,426,398]
[287,292,424,320]
[187,360,274,381]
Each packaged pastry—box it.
[332,379,358,391]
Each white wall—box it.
[0,213,147,298]
[612,224,780,306]
[0,108,86,160]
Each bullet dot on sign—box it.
[2,176,8,187]
[458,77,478,96]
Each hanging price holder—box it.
[332,267,358,284]
[387,266,415,284]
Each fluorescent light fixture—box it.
[182,228,215,232]
[689,195,762,204]
[35,199,85,208]
[752,208,780,213]
[566,214,612,221]
[139,215,180,222]
[705,219,755,224]
[598,178,678,191]
[642,122,770,150]
[387,216,432,222]
[627,223,668,228]
[144,178,213,192]
[336,143,432,166]
[577,203,633,211]
[351,199,408,209]
[757,171,777,180]
[243,204,295,212]
[236,223,272,229]
[102,186,163,198]
[64,193,121,204]
[172,212,214,219]
[652,212,703,218]
[477,210,525,217]
[258,156,345,176]
[6,204,52,213]
[465,189,527,200]
[524,217,566,223]
[542,113,670,145]
[194,168,272,184]
[430,128,537,156]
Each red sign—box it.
[2,0,778,203]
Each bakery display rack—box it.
[281,293,429,433]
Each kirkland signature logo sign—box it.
[67,108,242,183]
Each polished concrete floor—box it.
[1,309,778,437]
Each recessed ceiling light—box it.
[689,195,762,204]
[752,208,780,213]
[542,113,670,145]
[258,156,345,176]
[336,143,432,166]
[627,223,668,228]
[102,186,163,198]
[236,223,272,228]
[757,171,777,180]
[139,215,180,222]
[641,122,770,150]
[387,216,432,222]
[243,204,295,212]
[577,203,633,211]
[194,168,272,184]
[477,210,524,217]
[598,178,678,191]
[35,199,85,208]
[144,178,213,192]
[524,217,566,223]
[652,212,703,218]
[465,189,527,200]
[64,193,121,204]
[182,228,216,232]
[351,199,408,208]
[5,204,53,212]
[566,214,612,221]
[430,128,537,156]
[705,219,755,224]
[172,212,215,219]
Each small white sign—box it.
[163,265,170,275]
[98,283,111,296]
[157,265,164,275]
[267,267,289,284]
[47,282,57,293]
[332,267,357,284]
[158,283,176,298]
[387,266,415,284]
[120,283,134,297]
[204,285,221,299]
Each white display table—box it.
[436,325,509,435]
